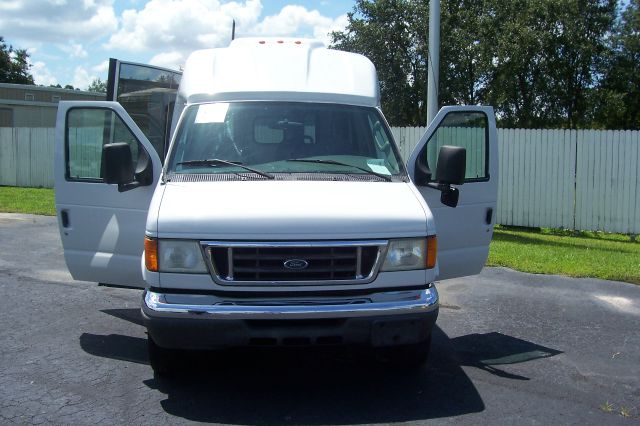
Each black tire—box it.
[378,335,432,368]
[148,336,178,378]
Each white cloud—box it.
[72,66,96,90]
[252,5,347,45]
[1,1,350,87]
[25,44,62,62]
[149,51,185,70]
[313,13,348,45]
[91,60,109,73]
[0,0,118,43]
[254,5,328,35]
[105,0,262,52]
[0,1,23,12]
[104,1,345,53]
[30,60,58,86]
[59,42,88,59]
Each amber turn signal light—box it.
[426,235,437,269]
[145,237,158,272]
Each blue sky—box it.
[0,0,356,90]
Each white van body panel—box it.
[407,105,499,280]
[152,181,433,240]
[54,101,162,288]
[54,41,497,291]
[178,39,379,107]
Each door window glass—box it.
[423,112,488,181]
[110,60,182,161]
[66,108,140,180]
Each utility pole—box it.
[426,0,440,126]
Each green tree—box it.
[439,0,492,107]
[331,0,429,126]
[593,0,640,129]
[482,0,616,128]
[330,0,489,126]
[0,36,34,85]
[331,0,619,129]
[482,1,561,127]
[550,0,617,129]
[87,78,107,93]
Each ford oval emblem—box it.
[283,259,309,270]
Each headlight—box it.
[158,240,208,273]
[381,237,434,271]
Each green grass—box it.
[1,186,638,284]
[0,186,55,216]
[488,226,640,284]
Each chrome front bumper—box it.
[142,288,439,350]
[143,287,439,320]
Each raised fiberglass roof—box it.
[178,37,380,107]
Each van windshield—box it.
[166,102,406,180]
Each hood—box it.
[153,180,431,240]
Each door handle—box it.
[61,210,70,228]
[485,208,493,225]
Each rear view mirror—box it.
[103,143,135,191]
[435,145,466,185]
[104,143,134,184]
[414,145,466,208]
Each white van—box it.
[54,38,498,375]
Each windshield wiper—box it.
[176,159,274,180]
[285,159,392,182]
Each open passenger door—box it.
[54,101,162,288]
[106,59,182,161]
[407,106,499,280]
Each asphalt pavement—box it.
[0,213,638,425]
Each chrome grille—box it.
[202,241,387,285]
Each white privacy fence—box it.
[574,130,639,234]
[1,126,639,234]
[0,128,55,188]
[496,129,576,230]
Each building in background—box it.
[0,83,105,128]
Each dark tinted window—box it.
[109,60,182,161]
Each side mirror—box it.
[435,145,466,185]
[103,143,136,191]
[440,186,459,208]
[415,145,466,208]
